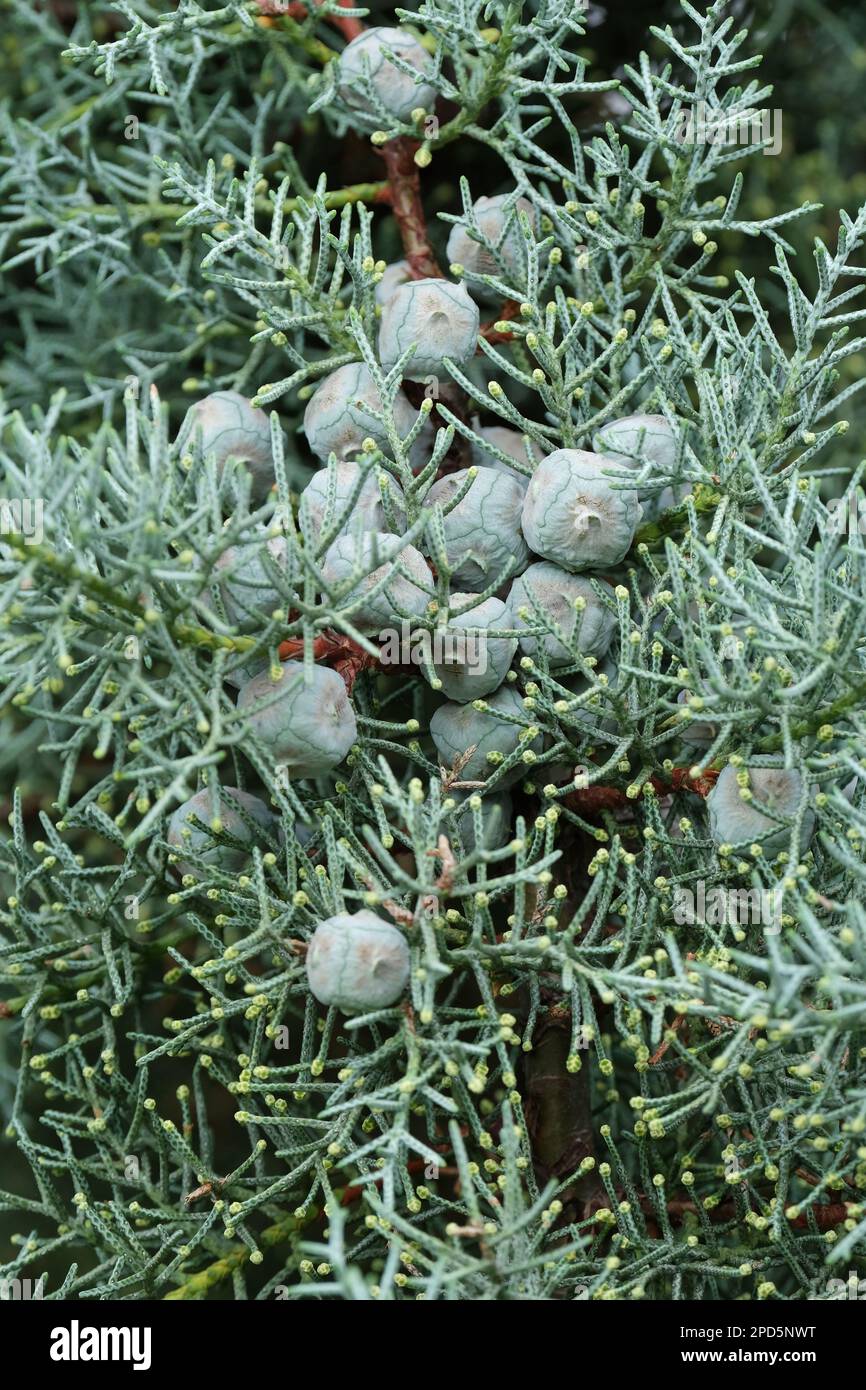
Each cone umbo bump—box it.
[378,279,480,381]
[426,466,529,591]
[430,684,541,788]
[321,531,433,631]
[237,662,357,777]
[521,449,642,571]
[707,765,816,854]
[302,362,422,466]
[423,593,517,701]
[337,27,436,122]
[180,390,276,501]
[508,562,616,667]
[167,786,280,879]
[306,909,411,1012]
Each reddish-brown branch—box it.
[564,767,719,816]
[648,1012,687,1065]
[255,0,363,40]
[276,629,377,692]
[258,5,444,286]
[377,139,443,280]
[480,299,520,344]
[668,766,719,797]
[329,0,364,41]
[563,784,634,814]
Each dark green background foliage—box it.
[2,0,866,1301]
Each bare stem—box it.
[378,138,443,280]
